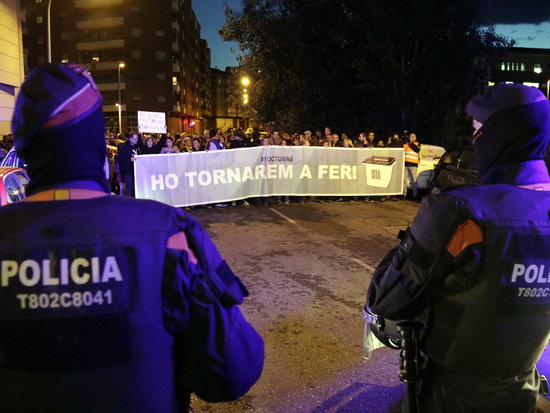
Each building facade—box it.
[493,47,550,98]
[211,67,250,132]
[0,0,25,136]
[22,0,211,135]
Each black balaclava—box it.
[466,82,550,183]
[11,63,110,195]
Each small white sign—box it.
[137,111,167,134]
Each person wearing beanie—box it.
[366,83,550,413]
[0,63,263,412]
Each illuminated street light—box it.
[117,62,125,134]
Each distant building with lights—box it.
[211,67,249,132]
[493,47,550,98]
[22,0,212,135]
[0,0,25,136]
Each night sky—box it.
[194,0,550,69]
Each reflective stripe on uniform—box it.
[404,143,420,164]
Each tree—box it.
[221,0,512,144]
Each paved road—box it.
[188,198,422,413]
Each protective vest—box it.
[404,143,420,164]
[423,184,550,377]
[0,196,197,412]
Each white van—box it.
[415,144,446,190]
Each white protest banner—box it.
[137,111,167,134]
[134,146,405,207]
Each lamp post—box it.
[117,62,125,135]
[115,103,121,135]
[47,0,53,62]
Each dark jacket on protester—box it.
[117,140,139,175]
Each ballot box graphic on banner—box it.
[363,156,397,188]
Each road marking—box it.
[269,207,301,226]
[351,258,376,273]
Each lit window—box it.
[36,16,43,24]
[521,63,525,71]
[523,82,540,88]
[155,30,166,37]
[172,76,178,86]
[534,64,542,74]
[500,62,506,71]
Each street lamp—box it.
[47,0,53,62]
[117,62,125,135]
[241,76,250,87]
[116,103,122,135]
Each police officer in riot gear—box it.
[366,83,550,412]
[0,63,264,412]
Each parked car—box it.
[430,146,480,193]
[0,167,30,205]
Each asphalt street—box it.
[187,198,422,413]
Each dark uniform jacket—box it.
[367,160,550,413]
[0,195,263,412]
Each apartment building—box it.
[493,47,550,98]
[0,0,25,136]
[211,67,251,132]
[23,0,212,135]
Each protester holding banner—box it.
[118,132,140,197]
[160,137,180,154]
[207,129,225,151]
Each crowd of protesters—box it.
[104,126,416,153]
[104,126,421,205]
